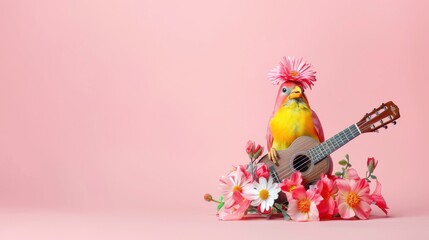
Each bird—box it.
[266,57,325,164]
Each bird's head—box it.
[268,56,317,112]
[274,82,310,107]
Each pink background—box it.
[0,0,428,239]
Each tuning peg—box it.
[384,126,388,129]
[393,121,397,125]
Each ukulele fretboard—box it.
[308,124,361,164]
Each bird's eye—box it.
[282,87,287,93]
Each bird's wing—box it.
[266,115,274,150]
[312,110,325,143]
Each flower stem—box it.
[249,157,255,178]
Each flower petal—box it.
[338,202,355,219]
[355,201,371,220]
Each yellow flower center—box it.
[290,71,299,77]
[346,192,360,208]
[259,189,269,200]
[298,199,311,213]
[232,185,242,193]
[289,185,297,192]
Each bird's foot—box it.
[268,148,279,165]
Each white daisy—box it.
[245,177,281,212]
[219,169,253,208]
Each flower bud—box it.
[255,163,269,179]
[257,205,272,214]
[204,193,213,202]
[367,157,378,172]
[245,140,255,156]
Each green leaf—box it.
[338,160,348,166]
[217,196,225,211]
[347,163,352,167]
[335,172,342,177]
[370,175,377,179]
[345,154,349,161]
[217,202,224,211]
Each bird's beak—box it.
[289,86,302,99]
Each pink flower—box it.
[235,165,253,182]
[280,172,303,200]
[255,163,269,180]
[245,140,255,155]
[268,56,317,89]
[336,178,372,219]
[367,157,378,172]
[315,174,338,220]
[218,198,250,221]
[287,186,323,221]
[370,180,389,215]
[345,168,360,180]
[219,168,253,208]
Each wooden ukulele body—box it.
[258,136,332,185]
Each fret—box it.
[344,130,352,141]
[319,144,327,156]
[346,127,354,139]
[334,135,341,148]
[341,131,347,143]
[327,139,335,152]
[339,131,347,142]
[325,139,332,152]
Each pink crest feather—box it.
[268,56,317,89]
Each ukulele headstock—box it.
[357,101,400,133]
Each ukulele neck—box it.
[308,124,361,164]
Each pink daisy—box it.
[219,168,253,208]
[268,56,317,89]
[217,198,250,221]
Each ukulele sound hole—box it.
[292,155,311,172]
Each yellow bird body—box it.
[269,100,320,151]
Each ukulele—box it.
[258,101,400,184]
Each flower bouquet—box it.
[204,141,388,221]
